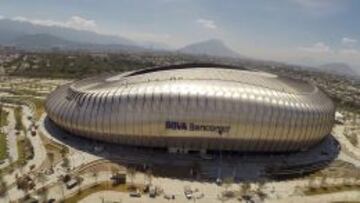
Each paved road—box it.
[333,125,360,167]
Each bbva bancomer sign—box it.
[165,121,231,135]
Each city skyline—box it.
[1,0,360,68]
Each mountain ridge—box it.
[178,39,243,58]
[0,19,135,46]
[318,62,359,76]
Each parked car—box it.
[216,178,222,185]
[149,185,157,198]
[130,189,141,197]
[164,194,175,200]
[47,198,56,203]
[184,186,192,199]
[65,179,78,189]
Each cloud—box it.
[0,15,4,20]
[298,42,332,53]
[291,0,346,15]
[65,16,96,30]
[291,0,334,8]
[339,49,359,55]
[120,31,171,42]
[341,37,357,46]
[196,18,217,29]
[12,16,97,31]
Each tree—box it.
[57,176,65,201]
[77,176,83,194]
[127,168,136,187]
[16,175,30,198]
[92,170,98,185]
[111,166,118,176]
[241,182,251,194]
[256,181,267,200]
[60,146,67,158]
[308,176,317,189]
[0,173,8,198]
[223,177,234,192]
[47,152,55,170]
[8,156,14,173]
[61,157,70,169]
[37,186,48,202]
[320,176,327,188]
[145,169,153,185]
[37,172,48,189]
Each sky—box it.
[1,0,360,68]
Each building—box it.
[45,63,335,153]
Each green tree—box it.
[60,146,68,158]
[145,169,153,185]
[37,172,48,189]
[61,157,70,169]
[37,186,48,202]
[127,168,137,187]
[223,177,234,192]
[0,172,8,197]
[92,170,98,185]
[47,152,55,170]
[241,182,251,194]
[57,176,65,201]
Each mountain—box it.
[318,62,358,76]
[178,39,242,58]
[139,41,173,51]
[6,33,147,52]
[0,19,135,46]
[10,33,76,50]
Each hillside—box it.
[318,63,358,76]
[178,39,242,58]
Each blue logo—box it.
[165,121,188,130]
[165,120,230,135]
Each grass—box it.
[12,88,45,97]
[16,136,33,166]
[0,132,7,160]
[63,182,128,203]
[16,136,26,166]
[14,106,24,132]
[0,135,34,174]
[304,185,360,196]
[0,107,8,127]
[345,133,358,147]
[28,98,45,120]
[25,97,45,121]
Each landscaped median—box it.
[304,183,360,195]
[0,106,8,127]
[0,132,7,161]
[16,136,34,166]
[14,106,24,133]
[0,96,45,122]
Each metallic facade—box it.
[45,64,335,152]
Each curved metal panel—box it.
[45,66,335,152]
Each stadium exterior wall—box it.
[45,64,335,152]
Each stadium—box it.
[45,64,335,153]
